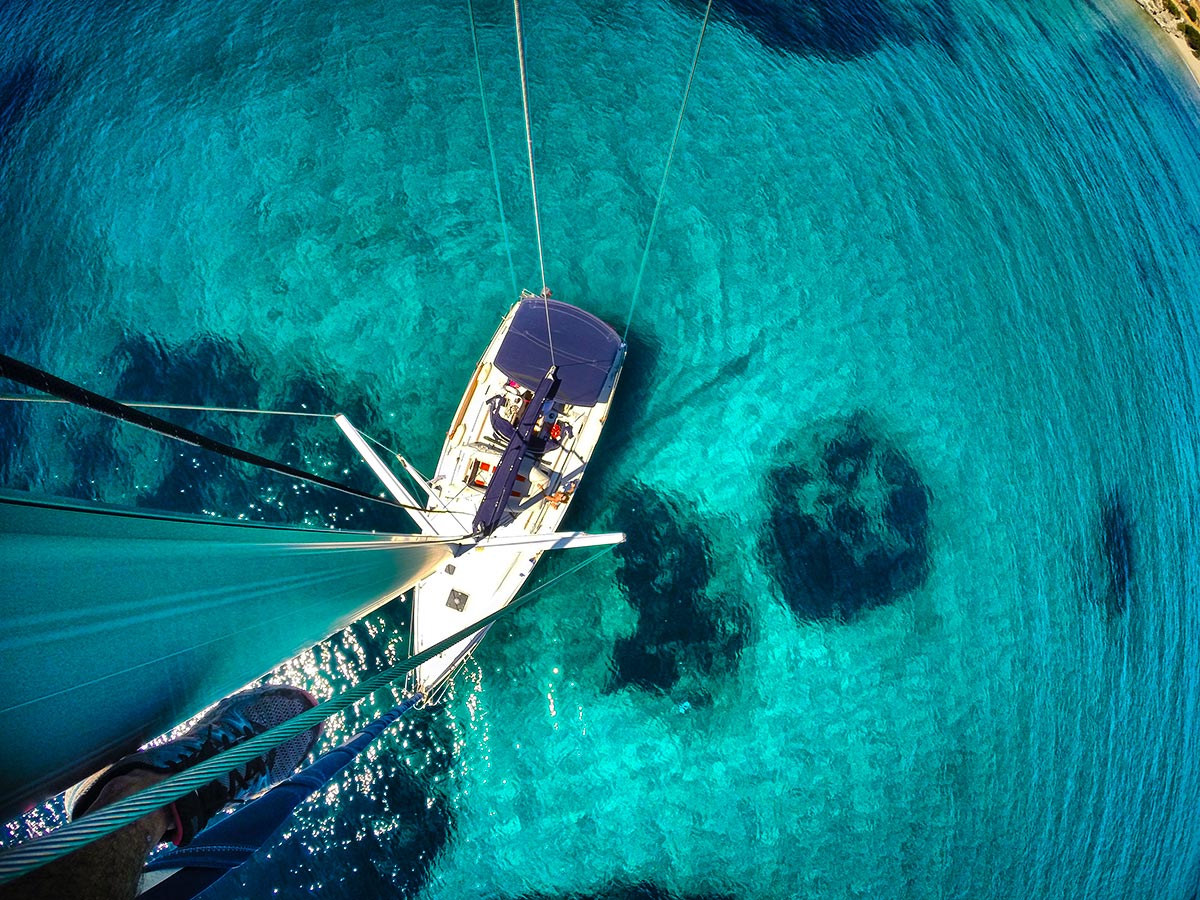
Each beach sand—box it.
[1132,0,1200,88]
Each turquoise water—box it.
[3,0,1200,896]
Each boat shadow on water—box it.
[1078,483,1135,624]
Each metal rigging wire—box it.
[624,0,714,341]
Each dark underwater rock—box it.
[81,333,401,529]
[1099,486,1133,616]
[112,332,257,411]
[670,0,958,61]
[605,483,748,694]
[761,417,931,622]
[262,367,379,451]
[58,333,257,510]
[610,637,680,693]
[0,395,30,485]
[0,59,58,159]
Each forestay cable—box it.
[0,543,617,884]
[624,0,713,341]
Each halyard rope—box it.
[624,0,713,341]
[512,0,557,369]
[514,0,549,301]
[0,543,617,884]
[468,0,519,301]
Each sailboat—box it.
[407,290,625,695]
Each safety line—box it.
[0,543,616,884]
[468,0,519,301]
[624,0,713,341]
[0,394,333,418]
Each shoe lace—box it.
[198,720,268,792]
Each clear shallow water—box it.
[3,0,1200,897]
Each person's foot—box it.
[68,685,321,845]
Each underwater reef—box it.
[1098,485,1134,617]
[110,332,257,412]
[606,482,748,694]
[0,58,58,161]
[56,332,404,530]
[0,395,29,486]
[761,416,931,621]
[669,0,958,61]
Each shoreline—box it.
[1129,0,1200,89]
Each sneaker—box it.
[68,684,321,845]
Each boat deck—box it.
[410,297,623,694]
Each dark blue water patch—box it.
[670,0,958,61]
[761,415,931,622]
[257,362,421,532]
[132,442,407,529]
[134,450,278,521]
[59,333,407,529]
[218,753,454,900]
[263,367,381,460]
[509,881,735,900]
[0,58,57,161]
[1097,485,1134,618]
[603,482,749,694]
[0,393,30,487]
[111,332,259,412]
[61,332,258,510]
[564,329,661,526]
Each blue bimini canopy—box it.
[494,297,623,407]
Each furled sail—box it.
[0,491,456,821]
